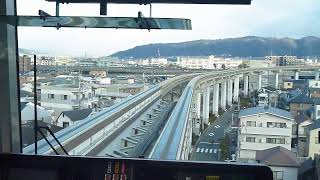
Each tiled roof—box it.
[256,146,300,167]
[239,106,293,120]
[61,109,92,122]
[288,94,313,104]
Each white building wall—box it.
[238,113,293,160]
[270,166,298,180]
[314,104,320,120]
[57,115,74,127]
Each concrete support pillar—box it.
[295,71,299,80]
[202,86,210,125]
[233,76,239,103]
[213,83,219,115]
[0,0,21,153]
[275,72,279,89]
[258,73,262,90]
[221,81,227,110]
[227,78,233,106]
[315,71,319,81]
[196,92,201,119]
[244,75,249,97]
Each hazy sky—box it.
[17,0,320,56]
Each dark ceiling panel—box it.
[46,0,251,4]
[0,15,192,30]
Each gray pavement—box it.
[191,107,235,161]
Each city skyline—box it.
[17,0,320,56]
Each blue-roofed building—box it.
[237,106,294,162]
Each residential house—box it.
[20,102,53,124]
[56,109,92,128]
[288,94,313,118]
[278,89,302,111]
[237,106,294,162]
[256,146,300,180]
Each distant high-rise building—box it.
[19,55,32,73]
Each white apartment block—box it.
[40,84,93,111]
[237,106,294,162]
[176,55,242,69]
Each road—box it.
[191,107,235,161]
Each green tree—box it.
[219,135,230,160]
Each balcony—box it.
[240,127,291,137]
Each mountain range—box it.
[110,36,320,59]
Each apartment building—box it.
[176,55,242,69]
[238,106,294,162]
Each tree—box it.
[219,135,230,160]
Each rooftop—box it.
[288,94,313,104]
[60,109,92,122]
[256,146,300,167]
[239,106,293,120]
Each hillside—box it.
[110,36,320,59]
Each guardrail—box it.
[150,66,320,160]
